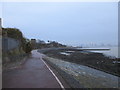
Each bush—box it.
[2,28,23,40]
[24,42,32,53]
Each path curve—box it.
[3,50,65,88]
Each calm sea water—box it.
[82,47,119,58]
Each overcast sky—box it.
[2,2,118,46]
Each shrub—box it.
[24,42,32,53]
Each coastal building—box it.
[37,40,45,44]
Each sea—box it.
[81,46,119,58]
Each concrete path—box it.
[2,50,66,88]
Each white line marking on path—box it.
[41,59,65,90]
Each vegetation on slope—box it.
[2,27,32,53]
[2,27,32,67]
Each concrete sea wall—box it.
[43,55,119,88]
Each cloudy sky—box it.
[1,2,118,46]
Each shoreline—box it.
[38,48,120,77]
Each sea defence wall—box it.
[42,55,119,88]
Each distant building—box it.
[37,40,45,44]
[31,39,36,49]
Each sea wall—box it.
[42,55,119,88]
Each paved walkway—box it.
[2,50,64,88]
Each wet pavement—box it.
[2,50,62,88]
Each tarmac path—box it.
[2,50,66,88]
